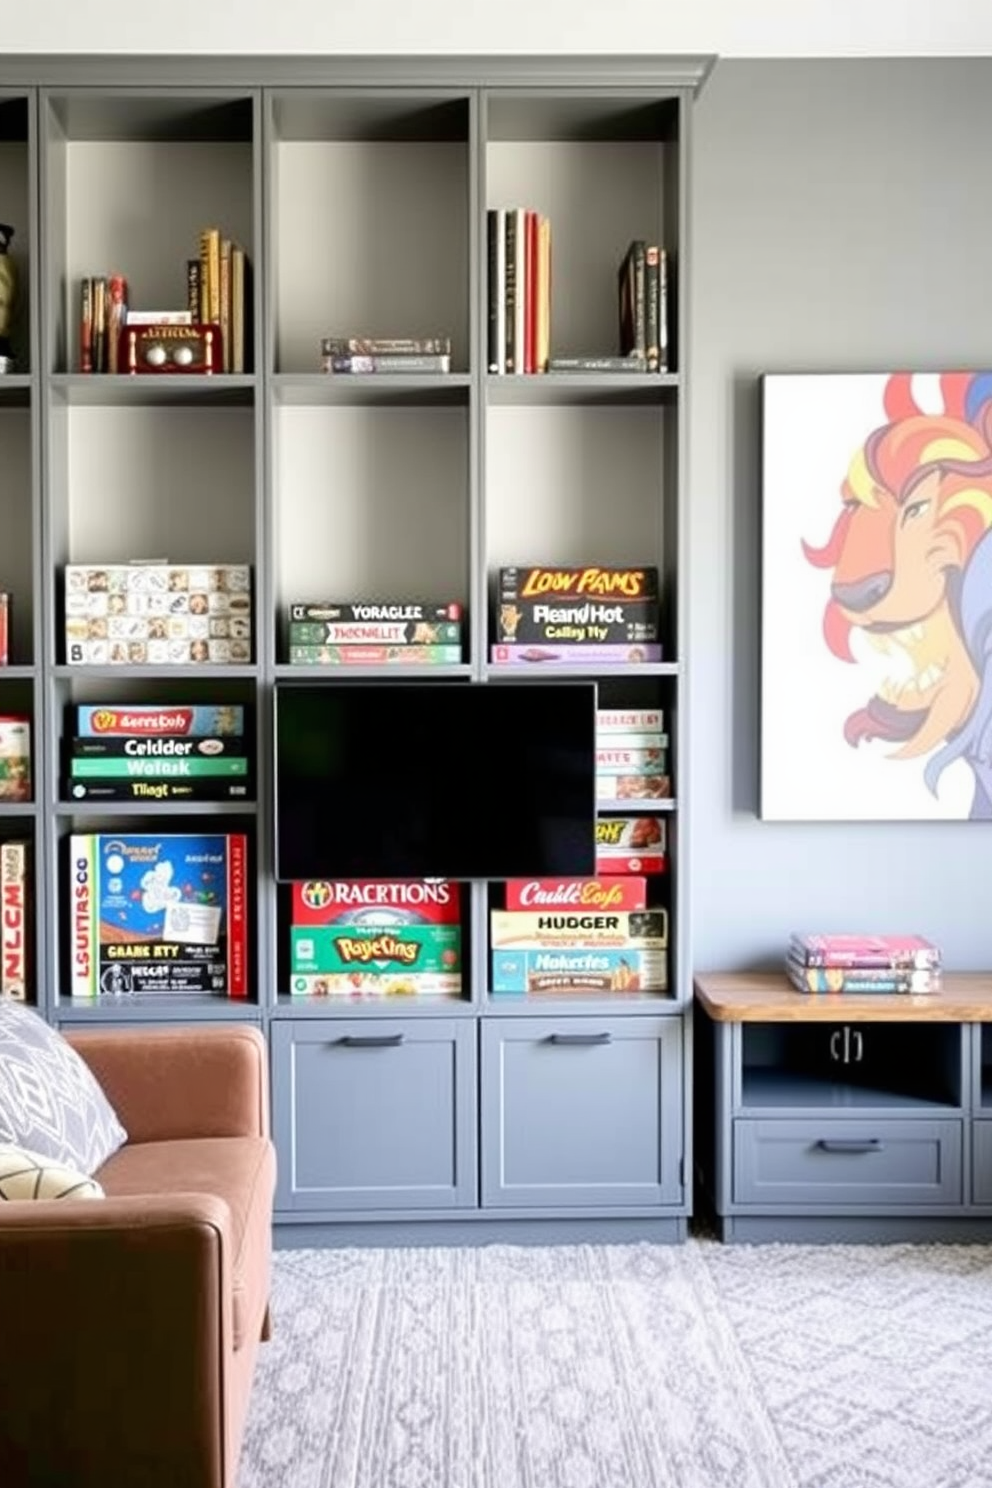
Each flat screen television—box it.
[274,681,597,882]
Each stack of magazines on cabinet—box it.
[786,932,942,995]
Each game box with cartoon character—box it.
[70,832,248,997]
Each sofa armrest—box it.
[66,1024,270,1143]
[0,1194,234,1488]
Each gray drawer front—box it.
[272,1019,476,1212]
[734,1119,962,1208]
[972,1121,992,1204]
[481,1016,682,1209]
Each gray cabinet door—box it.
[480,1016,682,1209]
[972,1121,992,1205]
[272,1018,477,1212]
[734,1118,963,1208]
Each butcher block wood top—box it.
[694,971,992,1023]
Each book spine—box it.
[320,336,452,356]
[504,209,517,374]
[524,209,537,375]
[80,277,93,373]
[206,228,221,326]
[106,274,127,375]
[126,310,194,327]
[219,236,231,373]
[549,356,648,373]
[631,241,646,360]
[227,833,248,997]
[0,592,7,665]
[231,246,245,374]
[288,601,462,623]
[645,245,660,372]
[186,258,201,319]
[658,249,669,372]
[70,756,249,779]
[289,644,462,665]
[487,210,500,374]
[536,214,551,373]
[1,839,28,1000]
[325,354,450,374]
[513,207,526,374]
[92,277,106,374]
[198,230,211,323]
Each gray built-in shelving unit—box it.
[0,55,711,1243]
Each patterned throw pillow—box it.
[0,1144,105,1200]
[0,1002,127,1176]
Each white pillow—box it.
[0,1144,105,1200]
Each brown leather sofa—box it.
[0,1024,277,1488]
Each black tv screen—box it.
[274,681,597,881]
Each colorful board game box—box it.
[596,709,663,734]
[595,817,667,874]
[491,947,667,995]
[70,833,248,997]
[290,971,462,998]
[291,879,461,926]
[490,908,668,949]
[73,704,246,737]
[290,923,461,977]
[1,840,29,1000]
[490,643,662,665]
[505,877,647,911]
[497,567,660,645]
[0,717,31,802]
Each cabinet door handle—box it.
[548,1032,612,1046]
[339,1033,405,1048]
[815,1138,882,1154]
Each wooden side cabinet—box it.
[695,972,992,1243]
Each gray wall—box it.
[689,59,992,972]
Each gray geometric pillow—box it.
[0,1001,127,1175]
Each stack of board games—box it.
[491,877,667,996]
[70,833,248,998]
[786,932,942,994]
[63,562,252,666]
[491,566,661,665]
[1,839,29,1000]
[290,879,462,996]
[64,703,251,804]
[0,716,30,802]
[596,706,670,802]
[320,335,452,375]
[286,600,463,666]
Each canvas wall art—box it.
[761,371,992,821]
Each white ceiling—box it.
[3,0,989,59]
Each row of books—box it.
[787,933,942,994]
[78,228,251,375]
[485,215,670,376]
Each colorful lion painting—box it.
[760,372,992,820]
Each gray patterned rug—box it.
[239,1239,992,1488]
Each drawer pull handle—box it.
[339,1034,405,1048]
[548,1032,612,1046]
[815,1138,882,1155]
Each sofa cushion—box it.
[98,1135,274,1350]
[0,1002,127,1175]
[0,1143,105,1199]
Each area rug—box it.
[238,1239,992,1488]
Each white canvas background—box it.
[760,372,973,821]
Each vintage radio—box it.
[123,322,223,374]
